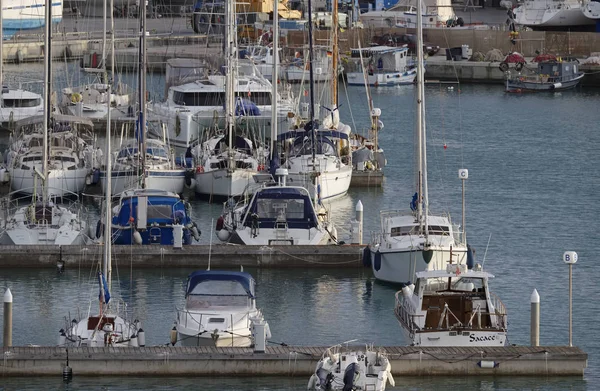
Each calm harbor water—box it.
[0,62,599,389]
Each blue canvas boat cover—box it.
[186,271,256,298]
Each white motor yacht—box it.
[394,262,508,346]
[149,74,293,155]
[0,86,44,129]
[514,0,594,28]
[175,270,271,347]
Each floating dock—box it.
[350,170,384,187]
[0,345,587,376]
[0,244,365,268]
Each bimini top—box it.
[245,187,318,230]
[185,271,256,298]
[113,192,189,226]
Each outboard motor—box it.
[343,362,358,391]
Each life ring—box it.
[196,166,204,173]
[515,62,524,72]
[499,62,509,72]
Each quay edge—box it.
[0,244,365,268]
[0,346,587,376]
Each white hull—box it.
[515,1,594,27]
[177,332,254,347]
[410,330,507,347]
[583,1,600,19]
[346,70,416,86]
[287,166,352,202]
[9,167,88,196]
[194,168,256,199]
[100,169,186,196]
[371,245,467,284]
[231,226,331,245]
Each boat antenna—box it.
[481,233,492,269]
[207,218,213,271]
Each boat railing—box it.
[489,292,508,329]
[394,291,421,333]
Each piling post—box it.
[3,288,12,348]
[563,251,577,347]
[530,289,540,347]
[351,200,364,245]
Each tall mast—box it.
[226,0,235,173]
[102,0,107,83]
[104,83,113,289]
[270,0,279,158]
[416,0,428,236]
[307,0,316,166]
[110,0,115,85]
[331,0,338,107]
[138,0,147,187]
[43,0,52,204]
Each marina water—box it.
[0,62,599,389]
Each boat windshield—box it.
[244,188,318,229]
[290,138,336,156]
[186,280,251,309]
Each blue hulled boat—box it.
[107,189,200,246]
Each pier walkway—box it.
[0,345,587,376]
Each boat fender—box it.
[307,373,318,389]
[216,216,224,231]
[95,220,104,239]
[217,229,231,242]
[551,82,562,89]
[133,230,143,245]
[170,326,177,346]
[137,328,146,347]
[362,246,371,267]
[374,251,381,271]
[191,222,201,241]
[196,165,204,173]
[467,244,475,269]
[65,46,73,59]
[58,329,66,346]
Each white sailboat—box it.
[59,0,132,125]
[58,4,143,348]
[191,0,263,200]
[0,0,89,246]
[514,0,594,28]
[99,0,185,196]
[368,1,467,285]
[278,0,352,203]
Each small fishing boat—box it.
[394,262,508,346]
[346,46,416,87]
[105,188,200,246]
[307,343,395,391]
[504,57,584,92]
[175,270,271,347]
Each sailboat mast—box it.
[415,0,425,233]
[102,0,107,83]
[331,0,338,107]
[104,87,112,288]
[307,0,316,165]
[270,0,279,158]
[418,0,429,233]
[110,0,115,85]
[43,0,52,204]
[226,0,235,172]
[138,0,147,187]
